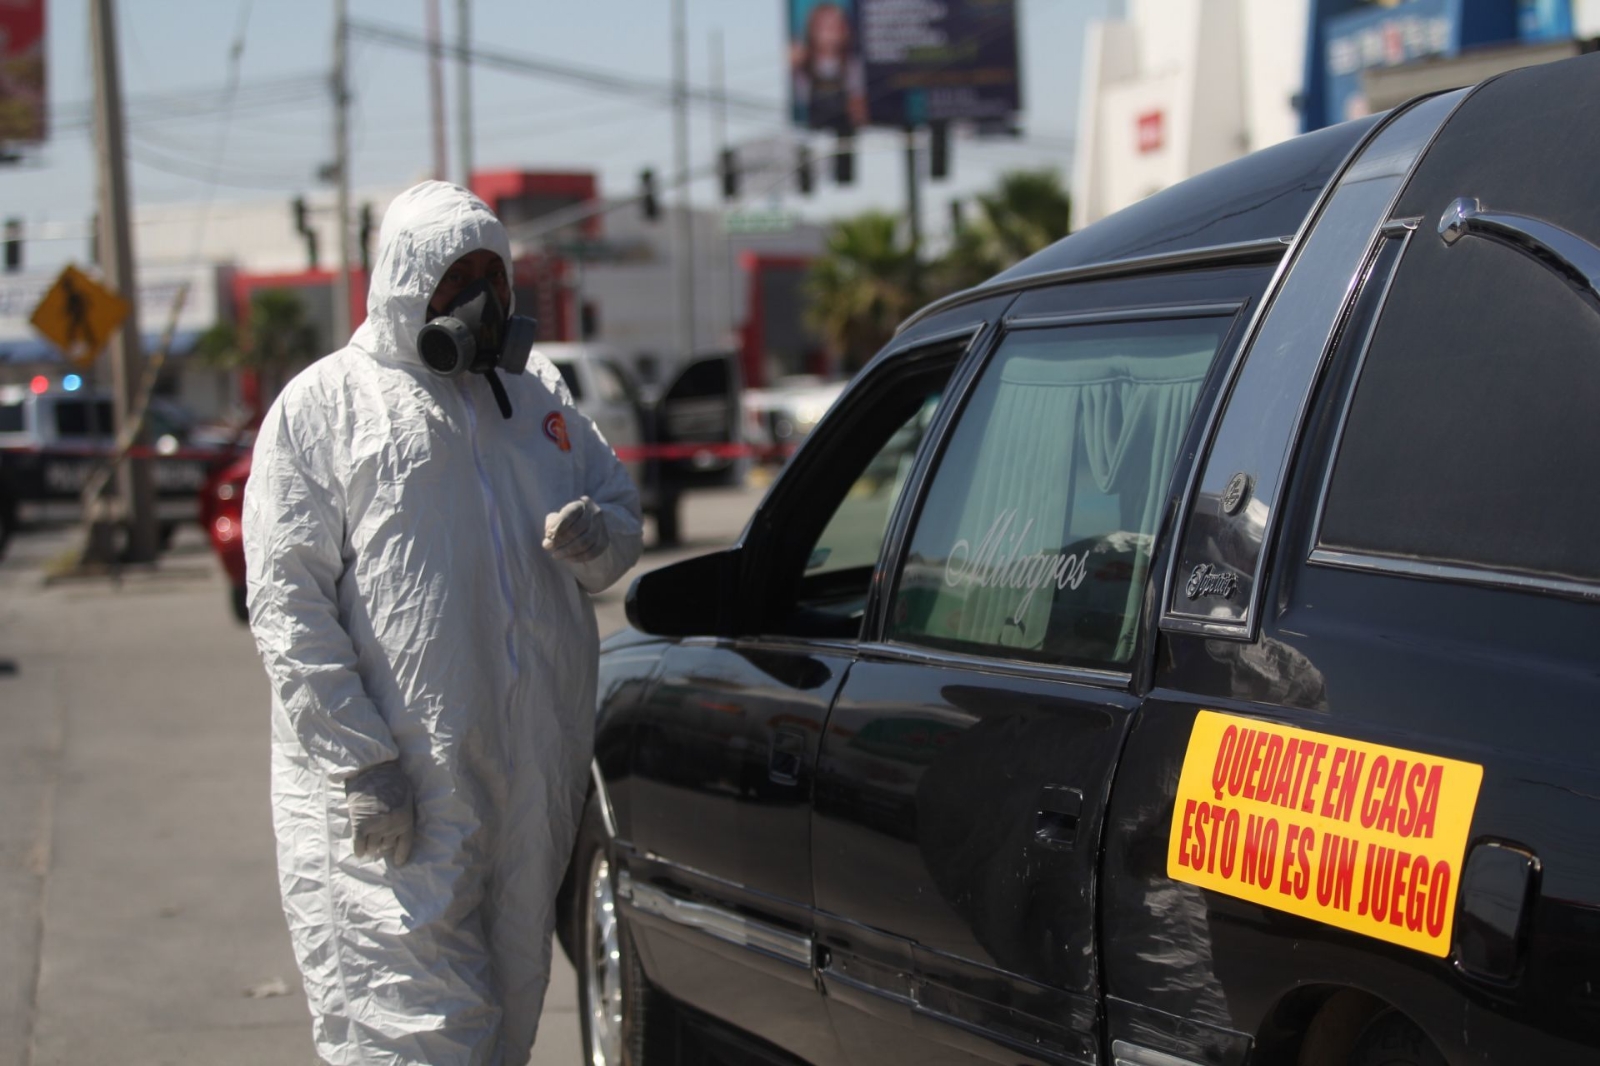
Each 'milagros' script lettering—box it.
[944,510,1089,624]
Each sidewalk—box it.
[0,528,580,1065]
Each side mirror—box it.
[625,547,741,638]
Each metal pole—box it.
[333,0,353,346]
[90,0,157,562]
[456,0,474,187]
[671,0,696,358]
[426,0,448,182]
[905,125,923,287]
[712,28,731,347]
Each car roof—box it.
[901,112,1383,331]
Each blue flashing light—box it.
[62,374,83,392]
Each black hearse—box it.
[559,53,1600,1066]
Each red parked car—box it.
[198,452,251,621]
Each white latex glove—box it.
[345,760,415,865]
[543,496,609,564]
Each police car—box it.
[558,54,1600,1066]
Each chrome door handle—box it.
[1438,197,1600,310]
[1035,785,1083,850]
[768,727,805,786]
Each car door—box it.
[1100,62,1600,1066]
[621,321,996,1063]
[811,269,1268,1066]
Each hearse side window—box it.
[1318,225,1600,586]
[887,316,1231,671]
[808,394,941,580]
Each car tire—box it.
[230,584,249,624]
[1348,1009,1447,1066]
[573,792,678,1066]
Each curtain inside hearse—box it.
[890,319,1227,671]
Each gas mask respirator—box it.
[416,278,538,419]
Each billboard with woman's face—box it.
[789,0,1019,132]
[789,0,869,131]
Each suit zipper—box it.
[461,385,520,767]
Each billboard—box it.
[0,0,45,144]
[789,0,1019,131]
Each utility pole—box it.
[671,0,696,358]
[90,0,158,562]
[332,0,353,345]
[456,0,474,187]
[905,126,923,289]
[426,0,448,182]
[711,28,732,346]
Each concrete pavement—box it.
[0,483,763,1066]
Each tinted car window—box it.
[54,399,114,438]
[553,361,583,402]
[591,361,628,405]
[807,394,940,579]
[1319,230,1600,584]
[888,317,1231,671]
[0,402,23,433]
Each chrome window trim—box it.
[1112,1040,1209,1066]
[616,868,814,969]
[1438,196,1600,310]
[1307,549,1600,603]
[1304,229,1413,555]
[896,236,1292,336]
[1003,301,1244,330]
[1160,88,1472,642]
[879,321,988,362]
[590,760,618,840]
[862,317,1008,643]
[859,640,1133,689]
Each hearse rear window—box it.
[1319,224,1600,586]
[888,315,1231,672]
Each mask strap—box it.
[485,368,514,419]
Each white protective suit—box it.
[244,181,642,1065]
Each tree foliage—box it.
[804,210,922,374]
[197,288,319,374]
[807,169,1072,371]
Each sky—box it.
[6,0,1113,269]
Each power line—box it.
[347,19,784,119]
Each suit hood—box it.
[348,180,514,368]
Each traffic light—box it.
[796,143,814,196]
[3,218,20,273]
[719,148,739,201]
[833,134,855,186]
[930,121,950,181]
[291,196,319,269]
[639,168,659,221]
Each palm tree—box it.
[934,169,1073,294]
[805,211,922,374]
[198,288,321,415]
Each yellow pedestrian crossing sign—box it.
[30,264,131,370]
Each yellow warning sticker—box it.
[1167,710,1483,957]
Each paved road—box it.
[0,483,765,1066]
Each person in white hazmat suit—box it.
[243,180,642,1065]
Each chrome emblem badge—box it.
[1186,564,1239,601]
[1221,472,1252,516]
